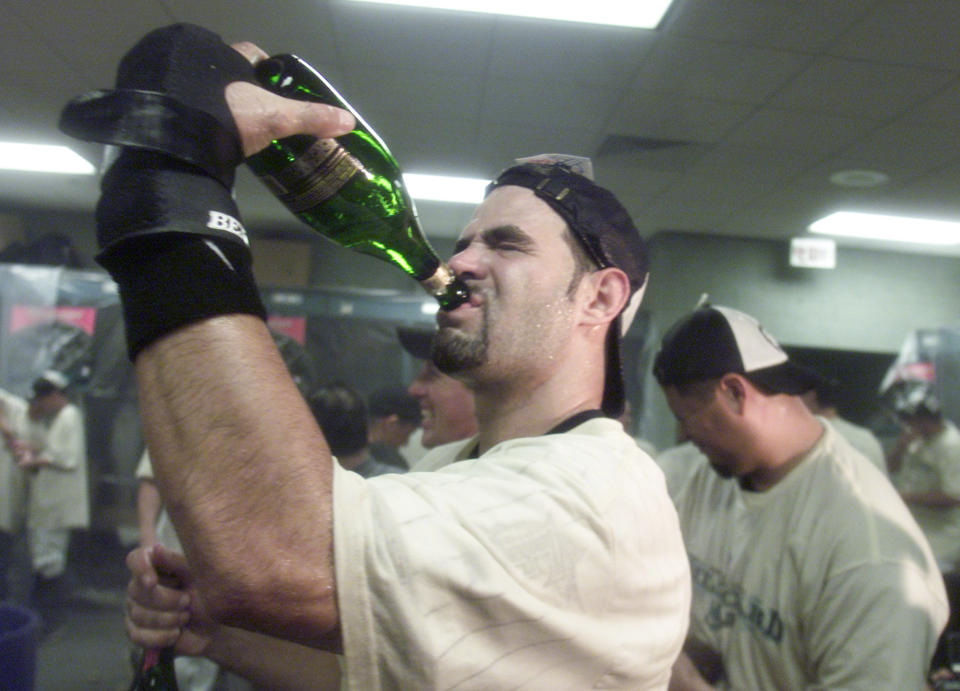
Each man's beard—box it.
[432,310,488,375]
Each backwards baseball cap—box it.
[653,304,817,395]
[486,155,648,417]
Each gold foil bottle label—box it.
[259,138,364,213]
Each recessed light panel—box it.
[347,0,675,29]
[0,142,95,174]
[809,211,960,246]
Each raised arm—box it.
[59,23,355,649]
[136,316,339,646]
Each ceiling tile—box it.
[765,56,955,120]
[5,0,174,84]
[329,2,495,77]
[899,79,960,127]
[631,36,812,104]
[366,114,483,174]
[789,157,924,192]
[166,0,342,67]
[829,0,960,70]
[838,122,960,171]
[481,77,622,130]
[472,121,600,173]
[3,0,960,259]
[412,200,478,240]
[724,108,873,158]
[720,192,826,239]
[895,166,960,216]
[592,156,685,204]
[486,19,658,85]
[664,0,878,51]
[345,65,484,122]
[648,169,766,219]
[608,91,754,142]
[688,145,812,185]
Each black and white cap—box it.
[653,303,818,395]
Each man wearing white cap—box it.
[653,303,948,690]
[17,370,89,605]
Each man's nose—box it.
[449,244,486,280]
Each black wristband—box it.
[101,234,266,360]
[55,24,270,358]
[95,148,250,252]
[94,148,265,359]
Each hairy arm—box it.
[136,315,339,648]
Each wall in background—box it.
[638,230,960,449]
[6,205,960,450]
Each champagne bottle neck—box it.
[421,264,469,311]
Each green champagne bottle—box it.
[247,54,469,311]
[129,646,179,691]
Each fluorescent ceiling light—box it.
[0,142,96,175]
[348,0,674,29]
[808,211,960,246]
[404,173,488,204]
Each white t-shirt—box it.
[24,402,89,531]
[670,420,947,690]
[333,416,691,690]
[893,419,960,571]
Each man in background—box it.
[18,371,88,613]
[396,326,478,468]
[888,385,960,573]
[312,383,400,478]
[653,303,947,690]
[799,369,886,473]
[365,386,420,470]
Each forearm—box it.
[135,314,339,646]
[206,625,341,691]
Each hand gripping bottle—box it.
[246,54,468,310]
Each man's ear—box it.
[718,374,748,415]
[581,268,631,327]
